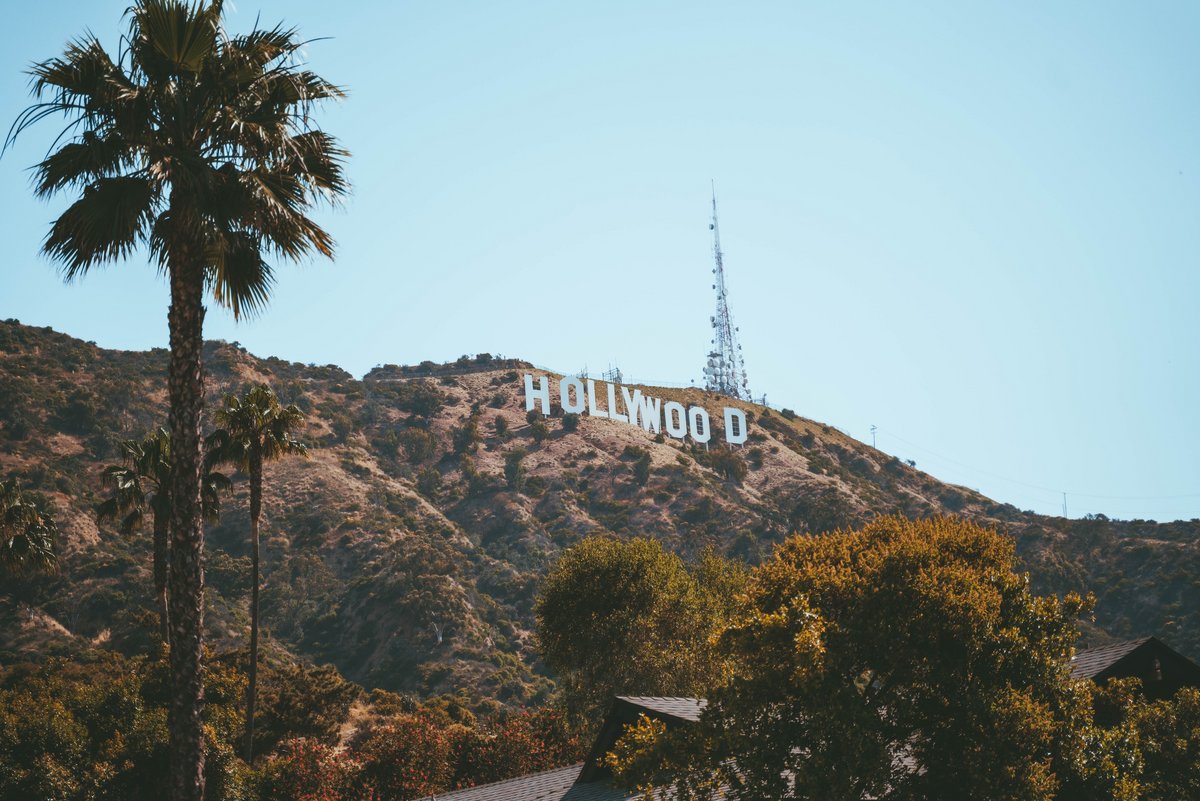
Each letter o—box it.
[664,401,688,439]
[559,377,586,414]
[688,406,711,444]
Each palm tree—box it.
[7,3,347,797]
[0,479,58,575]
[96,428,230,645]
[207,385,307,762]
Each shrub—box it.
[710,449,748,484]
[451,415,482,455]
[416,468,442,500]
[357,714,454,800]
[257,738,370,801]
[633,450,652,486]
[561,413,580,433]
[256,662,362,755]
[493,415,509,440]
[530,420,550,443]
[393,380,446,418]
[398,428,438,463]
[504,449,528,493]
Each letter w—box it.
[623,387,661,433]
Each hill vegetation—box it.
[1,317,1197,711]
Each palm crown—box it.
[7,0,349,315]
[98,428,230,532]
[208,385,308,469]
[0,479,58,575]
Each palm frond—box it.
[43,176,157,278]
[0,479,58,574]
[206,228,275,319]
[134,0,219,73]
[34,130,134,198]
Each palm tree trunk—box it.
[166,257,208,801]
[244,451,263,763]
[153,512,170,647]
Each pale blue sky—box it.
[1,2,1197,521]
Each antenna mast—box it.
[702,183,752,400]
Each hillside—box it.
[1,318,1197,705]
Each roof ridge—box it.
[417,762,584,800]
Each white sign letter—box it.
[587,379,609,418]
[524,374,550,416]
[560,377,586,414]
[723,407,748,445]
[664,401,687,439]
[688,406,711,444]
[607,383,629,423]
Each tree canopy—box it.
[536,537,745,722]
[607,517,1149,801]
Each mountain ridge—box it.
[1,318,1197,706]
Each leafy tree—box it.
[255,661,361,756]
[1135,687,1200,801]
[0,478,57,575]
[561,412,580,433]
[492,415,510,441]
[9,2,348,797]
[530,419,550,444]
[536,537,744,722]
[208,385,308,762]
[0,652,251,801]
[355,713,454,800]
[96,428,230,644]
[609,516,1100,801]
[449,707,585,788]
[256,738,371,801]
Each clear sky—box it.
[1,1,1197,522]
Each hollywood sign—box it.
[523,373,748,445]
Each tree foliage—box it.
[610,517,1117,801]
[536,537,746,721]
[9,2,350,796]
[0,478,58,574]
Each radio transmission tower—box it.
[702,184,752,400]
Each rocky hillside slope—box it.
[1,319,1197,704]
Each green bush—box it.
[398,427,438,463]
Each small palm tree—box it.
[207,385,307,762]
[97,429,230,645]
[9,3,347,796]
[0,479,58,575]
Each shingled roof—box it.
[1070,637,1155,679]
[416,764,636,801]
[1069,636,1200,699]
[416,698,712,801]
[578,697,708,784]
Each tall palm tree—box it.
[0,479,58,575]
[8,3,347,797]
[97,428,230,645]
[207,385,307,762]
